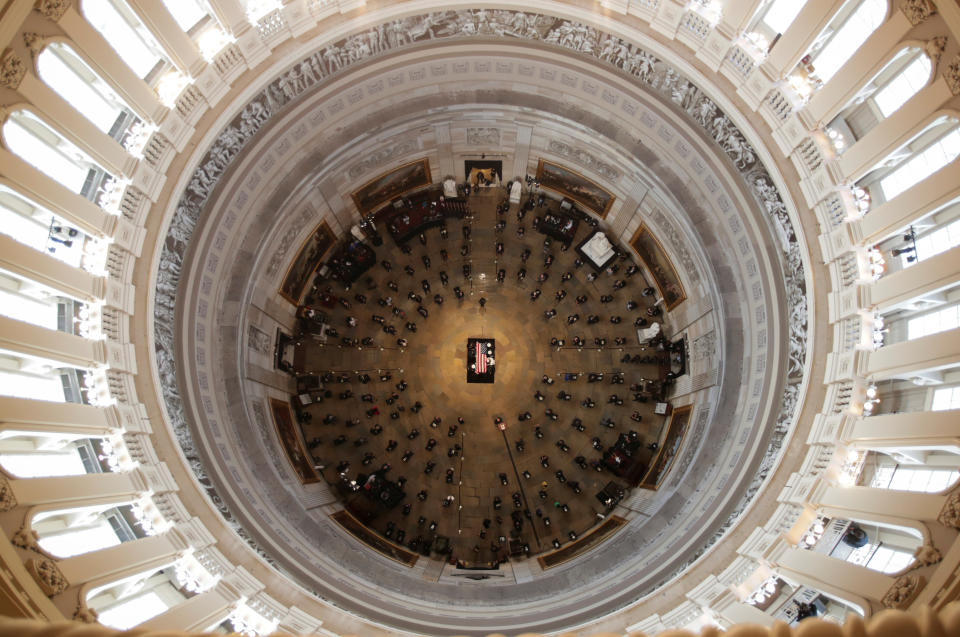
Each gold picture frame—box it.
[351,158,432,215]
[278,221,336,306]
[269,397,321,484]
[536,159,616,218]
[629,223,687,311]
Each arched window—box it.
[88,568,187,630]
[0,353,74,403]
[0,186,90,268]
[827,48,933,146]
[870,464,960,492]
[744,0,806,53]
[159,0,231,61]
[932,385,960,411]
[880,126,960,201]
[0,270,63,331]
[81,0,166,79]
[160,0,208,32]
[907,217,960,266]
[2,110,113,202]
[907,303,960,340]
[810,0,887,84]
[873,53,932,117]
[761,0,805,34]
[33,504,133,557]
[37,43,139,142]
[0,443,91,477]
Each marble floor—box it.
[297,188,671,565]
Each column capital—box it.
[35,1,72,23]
[24,557,67,596]
[882,574,925,609]
[899,0,937,26]
[0,48,26,90]
[945,55,960,96]
[0,474,18,512]
[937,491,960,528]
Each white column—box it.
[0,397,130,439]
[136,581,238,632]
[771,541,893,611]
[835,78,955,183]
[54,531,188,592]
[843,409,960,453]
[15,71,136,179]
[56,5,166,123]
[866,328,960,380]
[866,246,960,312]
[0,233,105,305]
[852,163,960,246]
[125,0,205,77]
[760,0,846,80]
[799,12,912,129]
[0,315,136,373]
[2,470,155,512]
[816,485,947,523]
[0,148,117,239]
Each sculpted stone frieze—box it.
[547,140,621,180]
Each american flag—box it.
[476,341,487,374]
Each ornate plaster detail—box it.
[12,528,39,551]
[945,55,960,97]
[692,331,716,361]
[926,37,947,70]
[25,558,67,596]
[547,140,621,180]
[73,606,98,623]
[937,491,960,528]
[346,141,417,179]
[912,543,941,567]
[466,127,500,146]
[22,33,45,61]
[0,49,26,90]
[899,0,936,26]
[882,575,924,609]
[35,0,72,21]
[247,325,272,355]
[154,8,808,598]
[0,475,17,512]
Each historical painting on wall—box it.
[640,405,692,490]
[269,397,320,484]
[279,221,336,305]
[351,158,432,215]
[629,224,687,311]
[536,159,615,218]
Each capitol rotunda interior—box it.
[0,1,960,636]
